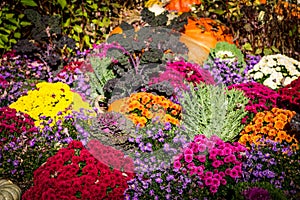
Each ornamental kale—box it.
[180,83,249,141]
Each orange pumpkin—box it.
[179,18,235,64]
[165,0,202,13]
[107,97,129,113]
[183,18,235,47]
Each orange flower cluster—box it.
[119,92,182,127]
[239,108,298,149]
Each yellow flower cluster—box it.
[119,92,182,127]
[9,82,74,127]
[239,108,298,150]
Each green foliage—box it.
[180,83,249,141]
[86,56,116,99]
[194,0,300,60]
[0,3,31,55]
[209,41,246,66]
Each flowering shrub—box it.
[125,130,191,200]
[9,81,74,127]
[239,108,298,148]
[228,82,280,124]
[239,138,300,197]
[0,107,55,191]
[247,54,300,90]
[203,58,254,86]
[277,76,300,113]
[0,50,52,82]
[150,60,215,90]
[173,134,246,195]
[118,92,182,127]
[0,51,52,107]
[22,140,134,200]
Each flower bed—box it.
[0,0,300,199]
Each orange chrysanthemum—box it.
[274,120,285,130]
[264,113,274,123]
[260,126,270,134]
[254,117,264,124]
[276,113,288,122]
[244,125,254,133]
[256,112,265,118]
[268,128,277,137]
[277,131,287,140]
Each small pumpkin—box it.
[165,0,202,13]
[107,97,129,113]
[0,179,22,200]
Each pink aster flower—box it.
[184,154,193,163]
[173,160,181,169]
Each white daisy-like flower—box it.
[253,71,264,79]
[215,50,236,63]
[260,66,275,75]
[263,78,277,90]
[283,77,295,86]
[148,4,166,16]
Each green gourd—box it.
[0,179,21,200]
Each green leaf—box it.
[73,25,83,33]
[101,17,110,28]
[10,39,17,44]
[72,34,80,42]
[212,9,225,15]
[5,13,14,19]
[242,42,253,51]
[8,18,19,25]
[14,32,21,38]
[271,46,280,53]
[57,0,67,9]
[18,14,25,19]
[63,18,71,27]
[0,27,11,34]
[0,35,9,43]
[20,21,32,26]
[89,3,98,10]
[263,48,273,55]
[83,35,90,46]
[255,48,262,54]
[21,0,38,7]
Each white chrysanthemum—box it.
[269,72,283,85]
[260,65,275,75]
[283,77,296,86]
[263,78,277,90]
[215,50,236,62]
[253,71,264,79]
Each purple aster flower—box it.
[12,160,19,167]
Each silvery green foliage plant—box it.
[85,56,115,99]
[180,83,249,141]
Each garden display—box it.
[0,0,300,199]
